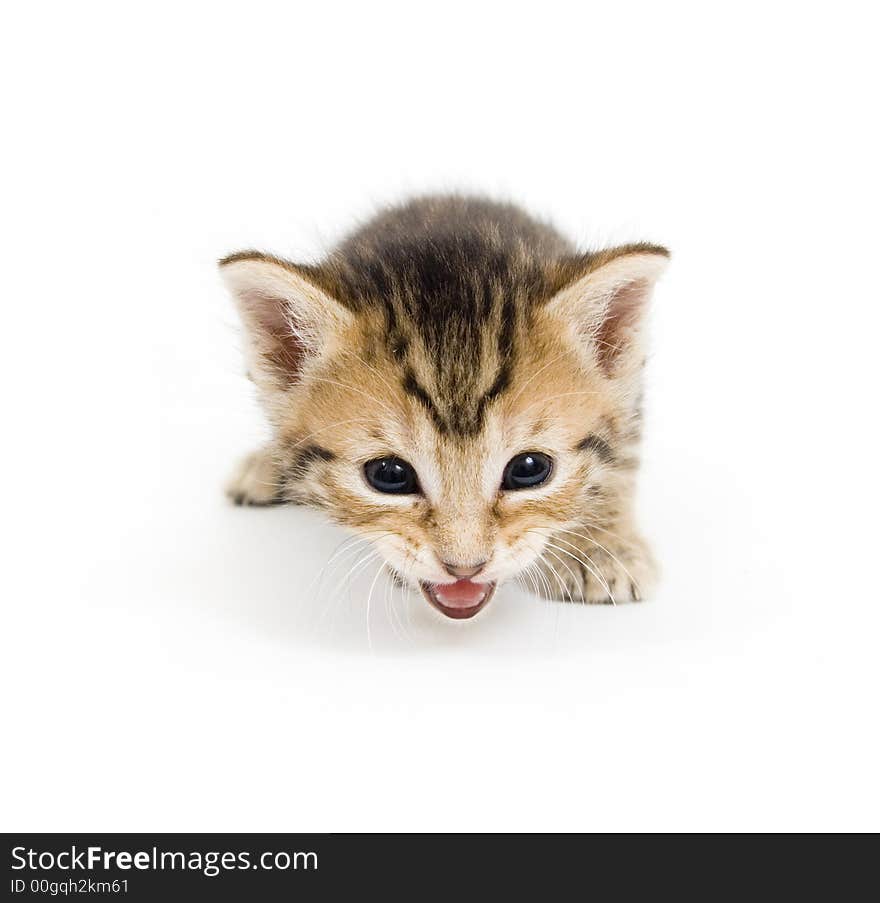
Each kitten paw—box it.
[535,528,657,604]
[225,446,286,506]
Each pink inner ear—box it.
[242,289,308,381]
[594,278,649,372]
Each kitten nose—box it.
[442,560,487,579]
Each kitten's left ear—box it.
[546,244,669,376]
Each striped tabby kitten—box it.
[221,196,668,619]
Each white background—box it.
[3,1,878,831]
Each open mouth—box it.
[419,579,497,620]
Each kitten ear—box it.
[547,245,669,376]
[219,252,352,387]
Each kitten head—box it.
[221,226,667,618]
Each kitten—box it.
[221,196,668,619]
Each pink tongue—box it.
[433,579,490,609]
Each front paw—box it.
[225,446,285,506]
[536,528,657,604]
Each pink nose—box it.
[442,560,487,579]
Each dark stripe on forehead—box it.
[399,287,518,437]
[471,362,512,431]
[319,198,559,439]
[402,368,448,433]
[576,434,615,463]
[497,293,516,361]
[389,333,408,360]
[382,295,398,335]
[402,364,514,438]
[486,362,512,402]
[288,444,336,480]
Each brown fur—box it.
[221,195,668,606]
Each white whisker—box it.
[538,542,586,603]
[554,528,641,598]
[364,559,385,653]
[537,545,577,601]
[543,538,615,604]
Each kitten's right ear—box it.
[219,252,352,388]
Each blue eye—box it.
[364,457,420,495]
[502,452,553,490]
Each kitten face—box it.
[222,197,667,617]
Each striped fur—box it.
[221,196,668,606]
